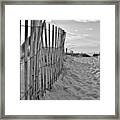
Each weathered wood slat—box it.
[57,28,60,78]
[44,23,49,91]
[35,20,41,99]
[41,55,44,97]
[20,20,22,99]
[30,25,34,99]
[44,22,47,48]
[52,35,54,85]
[50,52,52,88]
[48,24,52,89]
[24,20,28,100]
[48,24,50,49]
[48,24,50,89]
[46,51,49,89]
[33,20,39,99]
[52,25,54,48]
[37,20,42,99]
[31,20,35,100]
[41,21,44,48]
[54,26,57,82]
[40,23,44,97]
[42,52,45,95]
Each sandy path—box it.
[44,55,100,100]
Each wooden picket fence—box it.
[20,20,66,100]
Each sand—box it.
[44,55,100,100]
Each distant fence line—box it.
[20,20,66,100]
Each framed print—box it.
[0,0,119,119]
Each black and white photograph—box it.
[2,2,117,117]
[20,20,100,100]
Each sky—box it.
[50,20,100,54]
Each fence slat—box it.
[48,24,50,49]
[44,22,47,48]
[24,20,28,100]
[29,20,34,99]
[37,20,42,99]
[53,25,55,85]
[41,21,44,48]
[20,20,22,99]
[44,22,49,91]
[52,25,54,48]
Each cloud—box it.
[82,34,89,37]
[74,20,100,23]
[87,28,93,31]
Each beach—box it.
[44,55,100,100]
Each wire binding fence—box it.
[20,20,66,100]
